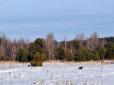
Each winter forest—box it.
[0,32,114,66]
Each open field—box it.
[0,61,114,85]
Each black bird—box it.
[28,65,31,67]
[78,66,83,70]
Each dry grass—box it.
[44,60,114,65]
[0,61,29,64]
[0,60,113,65]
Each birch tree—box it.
[45,33,55,60]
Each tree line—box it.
[0,32,114,66]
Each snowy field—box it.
[0,62,114,85]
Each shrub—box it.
[64,49,74,61]
[30,52,46,67]
[55,47,64,60]
[16,48,32,62]
[30,61,43,66]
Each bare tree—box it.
[45,33,55,60]
[75,33,85,48]
[0,33,30,61]
[99,38,106,48]
[86,32,106,51]
[64,37,67,51]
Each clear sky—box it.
[0,0,114,41]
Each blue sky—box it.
[0,0,114,41]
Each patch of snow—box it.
[0,62,114,85]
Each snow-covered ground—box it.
[0,62,114,85]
